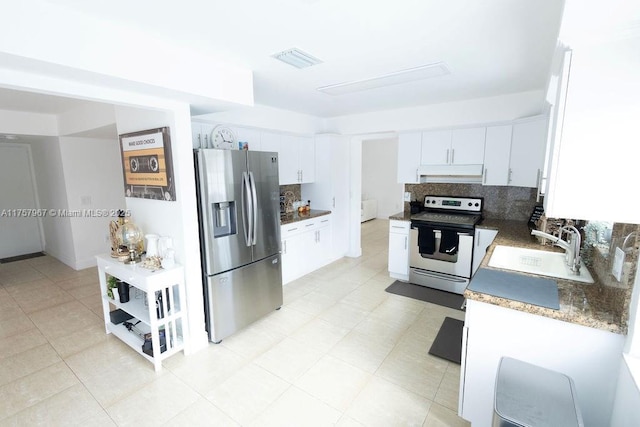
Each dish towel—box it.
[439,230,459,255]
[418,227,436,255]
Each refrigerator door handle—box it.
[249,171,258,246]
[241,172,253,247]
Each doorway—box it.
[0,143,44,259]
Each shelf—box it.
[97,254,187,372]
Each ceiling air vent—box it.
[271,48,323,69]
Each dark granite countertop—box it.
[473,218,624,334]
[389,211,411,221]
[280,209,331,225]
[387,212,624,334]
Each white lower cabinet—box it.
[388,220,410,281]
[471,228,498,274]
[460,299,624,427]
[281,216,331,284]
[96,254,186,372]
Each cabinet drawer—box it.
[389,220,410,233]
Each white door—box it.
[0,144,44,259]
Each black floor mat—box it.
[0,252,46,264]
[385,280,465,311]
[428,317,464,364]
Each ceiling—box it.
[2,0,565,118]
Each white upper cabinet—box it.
[297,135,316,183]
[542,2,640,223]
[420,129,451,165]
[420,127,485,166]
[481,117,548,188]
[261,132,315,185]
[450,127,486,165]
[509,117,548,188]
[397,132,422,183]
[483,124,512,186]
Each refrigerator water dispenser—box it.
[213,201,236,237]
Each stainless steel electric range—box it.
[409,195,483,295]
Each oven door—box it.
[409,226,474,278]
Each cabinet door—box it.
[397,132,421,183]
[388,220,410,279]
[298,136,315,183]
[279,134,302,185]
[420,129,452,165]
[509,118,548,188]
[281,231,307,284]
[261,132,288,185]
[483,125,512,186]
[451,127,486,165]
[388,231,409,277]
[315,221,331,266]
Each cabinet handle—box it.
[332,197,335,208]
[508,168,513,183]
[446,149,450,164]
[404,236,407,250]
[321,219,329,223]
[204,134,209,149]
[451,148,455,164]
[536,168,543,203]
[483,168,488,184]
[391,226,404,229]
[287,227,298,232]
[283,240,287,254]
[197,134,202,148]
[316,230,319,243]
[301,170,303,182]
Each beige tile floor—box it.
[0,219,470,426]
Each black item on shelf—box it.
[142,330,166,356]
[117,280,130,303]
[155,289,171,319]
[109,309,133,325]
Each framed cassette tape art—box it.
[119,127,176,201]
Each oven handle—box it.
[412,269,469,283]
[410,224,473,235]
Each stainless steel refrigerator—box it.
[194,148,283,343]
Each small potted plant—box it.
[107,276,118,299]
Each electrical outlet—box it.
[404,192,411,202]
[612,246,625,281]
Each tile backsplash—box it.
[404,183,539,221]
[280,184,301,213]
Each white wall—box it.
[361,137,403,218]
[58,136,125,269]
[326,90,546,135]
[0,109,58,136]
[196,104,324,135]
[58,103,116,137]
[24,137,76,265]
[114,104,207,353]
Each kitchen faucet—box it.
[531,226,582,274]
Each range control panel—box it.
[423,195,483,213]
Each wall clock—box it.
[211,125,237,150]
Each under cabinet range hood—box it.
[417,164,484,183]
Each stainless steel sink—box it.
[488,245,594,284]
